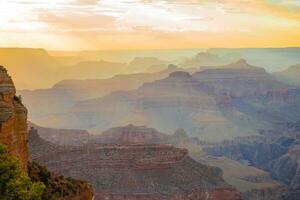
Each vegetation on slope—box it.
[0,144,45,200]
[28,162,93,200]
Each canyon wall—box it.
[0,65,28,172]
[30,134,242,200]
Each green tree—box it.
[0,144,45,200]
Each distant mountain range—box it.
[26,59,300,142]
[19,65,193,121]
[275,63,300,85]
[2,47,300,89]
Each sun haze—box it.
[1,0,300,50]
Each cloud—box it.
[76,0,99,5]
[139,0,300,19]
[1,0,300,50]
[39,12,116,30]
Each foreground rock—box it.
[0,65,28,172]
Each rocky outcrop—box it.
[0,65,28,172]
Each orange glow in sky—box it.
[0,0,300,50]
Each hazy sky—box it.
[1,0,300,50]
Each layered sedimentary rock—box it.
[29,127,241,200]
[0,65,28,172]
[93,124,169,144]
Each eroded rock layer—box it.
[0,65,28,172]
[30,133,241,200]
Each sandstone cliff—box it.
[0,65,28,172]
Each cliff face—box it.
[0,65,28,172]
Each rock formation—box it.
[29,125,242,200]
[0,65,28,172]
[95,124,169,144]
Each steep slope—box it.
[29,162,93,200]
[0,65,28,172]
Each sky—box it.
[0,0,300,50]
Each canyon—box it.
[29,125,242,200]
[203,133,300,199]
[32,59,300,142]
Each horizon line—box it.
[1,46,300,52]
